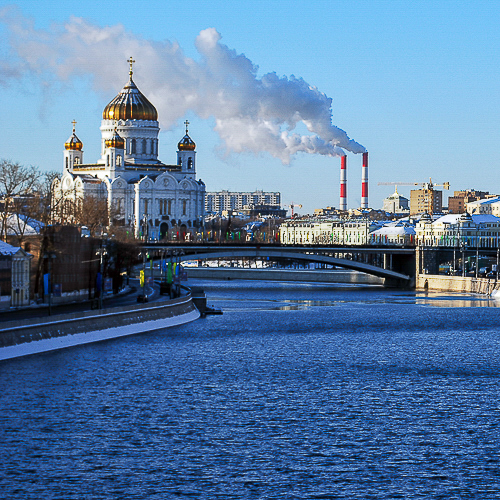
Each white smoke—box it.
[0,7,365,163]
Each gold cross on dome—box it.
[128,56,135,76]
[184,119,190,134]
[72,119,77,133]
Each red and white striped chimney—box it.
[340,154,347,211]
[361,151,368,209]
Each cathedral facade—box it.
[53,59,205,240]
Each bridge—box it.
[143,244,416,285]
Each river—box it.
[1,279,500,499]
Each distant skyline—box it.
[1,0,499,215]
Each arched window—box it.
[188,157,193,169]
[74,157,80,165]
[107,154,110,166]
[131,139,136,154]
[116,155,122,166]
[142,139,147,154]
[65,157,68,169]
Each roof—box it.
[0,240,29,256]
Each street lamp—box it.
[96,246,108,310]
[43,252,56,316]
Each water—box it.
[2,280,500,499]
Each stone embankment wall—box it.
[0,295,198,349]
[416,274,500,295]
[185,267,383,285]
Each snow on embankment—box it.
[0,296,200,361]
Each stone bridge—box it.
[144,244,416,286]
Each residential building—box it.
[205,190,281,214]
[410,188,443,215]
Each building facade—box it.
[52,59,205,240]
[448,190,490,214]
[383,188,409,214]
[410,188,443,215]
[280,219,376,245]
[206,190,281,214]
[465,197,500,216]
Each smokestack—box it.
[361,151,368,209]
[340,155,347,210]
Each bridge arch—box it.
[170,248,411,281]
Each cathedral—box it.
[53,58,206,240]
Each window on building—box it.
[188,157,193,169]
[182,199,187,215]
[142,139,147,155]
[131,139,136,154]
[144,199,149,215]
[168,199,172,215]
[116,155,122,166]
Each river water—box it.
[2,279,500,499]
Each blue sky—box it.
[1,0,499,215]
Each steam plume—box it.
[0,8,365,163]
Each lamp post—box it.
[96,246,108,310]
[43,252,56,316]
[139,251,147,301]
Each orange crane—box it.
[286,202,302,218]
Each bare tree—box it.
[73,195,110,236]
[0,159,40,242]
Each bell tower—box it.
[64,120,84,172]
[176,120,196,179]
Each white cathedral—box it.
[53,58,206,240]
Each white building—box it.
[415,213,500,247]
[382,188,409,215]
[52,58,205,240]
[0,240,32,307]
[280,219,377,245]
[370,220,415,245]
[206,190,281,214]
[466,197,500,216]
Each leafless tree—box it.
[0,159,40,242]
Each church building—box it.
[52,58,206,240]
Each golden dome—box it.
[65,120,83,150]
[103,58,158,121]
[105,128,125,149]
[178,119,196,150]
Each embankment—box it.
[416,274,500,295]
[185,267,384,285]
[0,295,200,361]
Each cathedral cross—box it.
[72,119,77,133]
[128,56,135,76]
[184,119,190,134]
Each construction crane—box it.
[378,178,450,190]
[286,202,302,218]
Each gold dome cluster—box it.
[102,57,158,121]
[105,127,125,149]
[178,120,196,151]
[65,120,83,150]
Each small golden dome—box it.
[103,58,158,121]
[178,120,196,151]
[105,128,125,149]
[65,120,83,150]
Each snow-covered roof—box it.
[432,213,500,225]
[372,224,415,236]
[0,214,43,236]
[469,197,500,205]
[0,240,24,256]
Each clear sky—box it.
[1,0,499,215]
